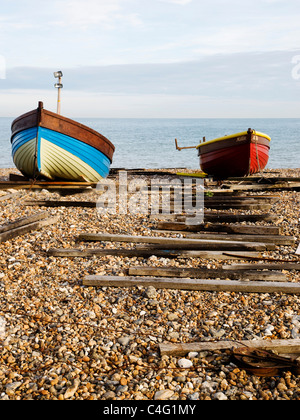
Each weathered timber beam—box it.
[78,233,272,251]
[0,211,50,233]
[156,222,282,235]
[159,339,300,357]
[128,266,287,282]
[0,216,58,242]
[47,248,262,260]
[82,275,300,294]
[24,200,97,208]
[153,231,294,245]
[223,263,300,271]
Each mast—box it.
[54,71,63,114]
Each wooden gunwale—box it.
[197,131,270,155]
[11,102,115,162]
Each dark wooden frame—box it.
[11,102,115,162]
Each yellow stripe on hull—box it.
[196,130,271,149]
[39,138,103,182]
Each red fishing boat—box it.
[196,129,270,178]
[175,128,271,178]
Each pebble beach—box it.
[0,167,300,401]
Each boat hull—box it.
[11,102,115,182]
[197,130,270,178]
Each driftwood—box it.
[82,275,300,294]
[156,222,282,236]
[0,212,58,242]
[48,248,262,260]
[0,190,22,202]
[223,263,300,271]
[151,213,279,223]
[78,233,273,251]
[159,339,300,357]
[0,180,97,190]
[222,253,300,264]
[0,211,50,233]
[222,182,300,192]
[24,199,275,212]
[226,176,300,183]
[153,231,294,246]
[204,195,279,203]
[128,266,287,282]
[24,200,97,208]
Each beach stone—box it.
[154,389,174,400]
[5,382,22,396]
[144,286,157,299]
[167,313,178,321]
[201,381,218,393]
[188,392,200,400]
[188,352,199,359]
[117,336,132,346]
[64,378,80,399]
[213,392,228,400]
[178,358,193,368]
[102,391,116,400]
[174,376,186,383]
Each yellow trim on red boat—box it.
[196,130,271,149]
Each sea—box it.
[1,117,299,170]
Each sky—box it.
[0,0,300,117]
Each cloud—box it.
[51,0,142,29]
[3,50,298,99]
[159,0,193,4]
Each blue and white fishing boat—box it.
[11,101,115,182]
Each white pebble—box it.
[178,358,193,368]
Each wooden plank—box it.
[0,181,97,190]
[203,204,273,211]
[202,213,278,223]
[0,216,59,242]
[227,176,300,183]
[24,200,97,208]
[128,266,287,282]
[222,253,300,264]
[167,201,273,210]
[0,211,50,233]
[0,190,22,202]
[47,248,262,260]
[224,182,300,192]
[223,263,300,271]
[168,194,278,202]
[151,213,279,223]
[135,243,273,251]
[83,275,300,294]
[154,231,294,246]
[159,339,300,357]
[203,195,279,202]
[78,233,271,251]
[156,222,282,235]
